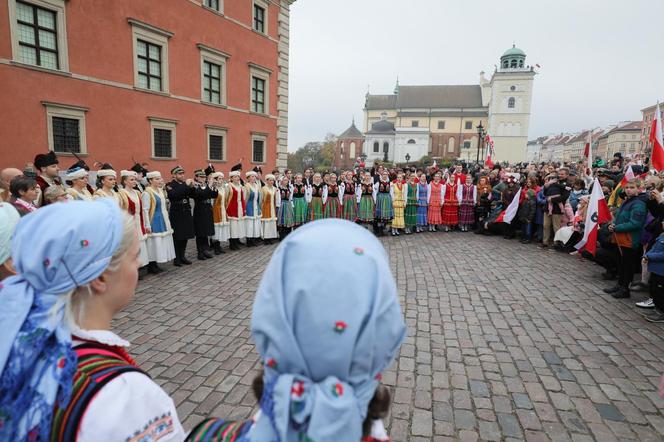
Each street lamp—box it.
[405,153,411,163]
[476,122,485,164]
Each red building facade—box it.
[333,120,364,169]
[0,0,293,174]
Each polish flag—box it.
[485,153,494,169]
[583,131,592,174]
[619,165,635,188]
[651,102,664,171]
[575,178,612,255]
[495,187,521,224]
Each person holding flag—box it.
[608,165,636,209]
[575,178,612,257]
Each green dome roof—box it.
[502,45,526,58]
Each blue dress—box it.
[417,183,428,226]
[151,193,168,233]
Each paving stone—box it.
[478,420,501,441]
[411,409,433,437]
[497,413,523,438]
[594,403,626,422]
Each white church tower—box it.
[485,45,536,163]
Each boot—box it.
[197,251,207,261]
[203,249,214,259]
[181,255,192,265]
[391,228,396,236]
[147,261,160,274]
[230,238,239,250]
[212,241,224,255]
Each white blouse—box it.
[71,326,186,442]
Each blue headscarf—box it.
[249,219,406,442]
[0,202,20,265]
[0,199,124,441]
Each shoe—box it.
[147,262,160,274]
[538,244,548,249]
[203,250,214,259]
[520,239,530,244]
[395,230,400,236]
[229,239,239,250]
[197,252,207,261]
[630,282,649,292]
[636,298,655,309]
[645,311,664,323]
[611,288,630,299]
[181,257,192,265]
[213,242,223,255]
[173,259,182,267]
[603,285,622,294]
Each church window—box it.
[510,59,517,68]
[463,141,471,149]
[411,120,419,127]
[464,121,473,130]
[407,139,416,144]
[502,60,509,69]
[383,142,389,153]
[438,120,445,129]
[518,59,524,68]
[508,97,515,109]
[350,142,356,158]
[510,85,516,91]
[373,141,379,153]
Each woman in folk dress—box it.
[405,173,419,234]
[309,173,326,221]
[292,173,309,227]
[209,172,229,254]
[244,171,263,247]
[358,171,377,229]
[458,174,477,232]
[324,173,342,218]
[277,175,294,239]
[390,171,407,236]
[417,173,429,232]
[141,171,175,273]
[260,174,279,244]
[225,170,246,250]
[441,174,460,232]
[427,173,444,231]
[117,170,149,268]
[340,171,358,222]
[65,167,93,201]
[93,169,119,203]
[374,171,393,237]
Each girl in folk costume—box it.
[458,174,477,232]
[260,174,280,244]
[118,170,149,267]
[374,171,393,236]
[65,167,93,201]
[93,169,119,203]
[309,173,327,221]
[209,172,229,254]
[475,176,493,233]
[340,171,359,222]
[324,172,342,218]
[0,200,186,442]
[358,171,377,228]
[186,220,405,442]
[141,171,175,273]
[390,171,407,236]
[427,173,444,231]
[441,174,460,232]
[416,173,429,232]
[226,171,247,250]
[292,173,309,227]
[277,175,294,240]
[244,171,263,247]
[405,173,419,234]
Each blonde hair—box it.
[63,212,136,328]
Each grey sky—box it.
[287,0,664,151]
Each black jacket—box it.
[192,185,218,237]
[166,180,196,240]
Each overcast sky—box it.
[287,0,664,151]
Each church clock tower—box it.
[487,45,536,163]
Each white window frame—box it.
[251,133,267,164]
[8,0,69,72]
[43,101,87,154]
[206,126,227,162]
[202,0,223,14]
[198,44,229,106]
[249,63,271,115]
[252,0,268,35]
[129,18,172,93]
[149,117,177,159]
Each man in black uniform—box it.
[166,165,196,266]
[192,168,218,260]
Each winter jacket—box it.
[535,189,546,225]
[568,189,588,213]
[646,234,664,276]
[612,194,647,249]
[517,199,536,223]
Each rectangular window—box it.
[373,142,379,153]
[253,3,265,33]
[153,128,172,158]
[411,120,419,127]
[52,117,80,153]
[16,1,59,69]
[137,39,162,91]
[204,0,219,10]
[207,127,227,161]
[251,76,266,114]
[252,137,265,163]
[438,121,445,129]
[203,60,221,104]
[465,121,473,130]
[463,140,471,149]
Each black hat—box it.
[99,163,114,170]
[230,162,242,172]
[613,152,623,158]
[70,159,90,171]
[204,164,216,176]
[34,151,58,169]
[252,166,262,173]
[130,163,148,176]
[171,165,185,175]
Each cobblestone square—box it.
[114,232,664,441]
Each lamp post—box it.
[405,153,411,164]
[476,122,485,164]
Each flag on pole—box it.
[495,187,521,224]
[583,130,592,174]
[651,102,664,171]
[485,134,495,168]
[607,165,635,207]
[575,178,612,255]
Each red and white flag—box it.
[583,131,592,174]
[575,178,612,255]
[651,102,664,171]
[485,134,495,168]
[619,165,635,188]
[495,187,521,224]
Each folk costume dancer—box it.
[260,174,280,244]
[33,151,63,206]
[191,169,218,261]
[226,170,246,250]
[309,173,326,221]
[244,171,263,247]
[209,172,229,255]
[292,173,309,227]
[93,169,119,203]
[340,174,358,222]
[324,173,342,218]
[166,166,196,266]
[374,172,393,237]
[405,174,419,234]
[458,175,477,232]
[427,174,444,231]
[441,175,460,232]
[277,175,294,240]
[141,171,175,273]
[358,172,377,229]
[118,170,149,267]
[65,167,93,201]
[416,173,429,232]
[390,172,407,236]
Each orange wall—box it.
[0,0,282,175]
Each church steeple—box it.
[393,76,400,95]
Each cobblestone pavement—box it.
[114,231,664,441]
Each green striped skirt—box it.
[375,193,393,221]
[278,201,294,228]
[358,195,375,222]
[342,195,358,221]
[324,197,341,218]
[293,197,308,225]
[310,197,325,221]
[405,204,418,228]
